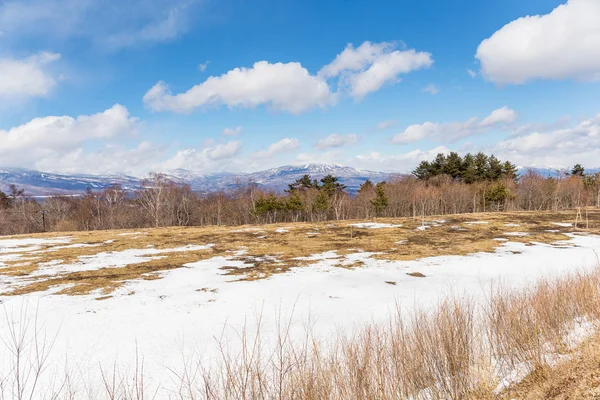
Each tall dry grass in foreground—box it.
[2,268,600,400]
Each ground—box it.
[1,209,596,297]
[1,209,600,398]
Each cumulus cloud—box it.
[376,120,397,130]
[222,126,242,136]
[144,61,335,114]
[476,0,600,84]
[354,146,451,173]
[491,113,600,167]
[0,52,61,98]
[320,41,433,99]
[145,41,432,115]
[0,0,198,49]
[253,138,300,158]
[314,133,359,149]
[421,84,439,95]
[391,106,517,144]
[467,69,477,78]
[0,104,143,172]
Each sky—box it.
[0,0,599,177]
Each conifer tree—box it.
[571,164,585,177]
[371,182,389,216]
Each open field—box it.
[1,209,598,297]
[2,209,600,398]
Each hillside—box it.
[0,164,396,196]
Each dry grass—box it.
[502,331,600,399]
[180,267,600,400]
[1,209,599,297]
[2,264,600,399]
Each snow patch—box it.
[350,223,403,229]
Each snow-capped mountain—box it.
[516,166,600,178]
[4,164,600,197]
[0,164,399,196]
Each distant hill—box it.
[3,164,599,197]
[516,166,600,178]
[0,164,399,197]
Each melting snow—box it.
[2,234,600,398]
[552,222,573,227]
[350,223,403,229]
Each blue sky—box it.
[0,0,599,176]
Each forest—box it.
[1,152,599,235]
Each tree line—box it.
[1,154,600,236]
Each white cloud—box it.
[421,84,439,95]
[320,41,433,99]
[318,41,393,79]
[467,69,477,78]
[145,41,433,114]
[491,113,600,168]
[253,138,300,158]
[208,141,242,160]
[144,61,335,115]
[0,0,197,49]
[391,106,516,144]
[0,104,141,172]
[0,52,61,98]
[222,126,242,136]
[476,0,600,84]
[315,133,359,149]
[354,146,451,173]
[198,60,210,72]
[376,120,396,130]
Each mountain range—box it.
[0,164,398,197]
[2,164,599,197]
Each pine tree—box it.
[371,182,389,216]
[319,175,347,197]
[571,164,585,177]
[443,152,463,180]
[287,174,316,192]
[501,161,518,181]
[285,192,304,213]
[358,179,374,193]
[461,153,478,184]
[431,153,447,176]
[312,192,329,215]
[474,152,489,181]
[0,190,11,209]
[487,155,503,180]
[413,161,433,180]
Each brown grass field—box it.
[1,209,599,298]
[2,209,600,398]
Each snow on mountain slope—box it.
[0,164,398,196]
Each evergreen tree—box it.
[444,152,463,180]
[474,152,489,181]
[412,161,433,180]
[571,164,585,177]
[358,179,374,193]
[319,175,347,197]
[485,182,514,211]
[285,192,304,213]
[487,155,503,180]
[430,153,447,176]
[0,190,10,209]
[501,161,518,181]
[461,153,478,184]
[371,182,389,216]
[254,194,285,217]
[287,174,316,192]
[312,191,329,214]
